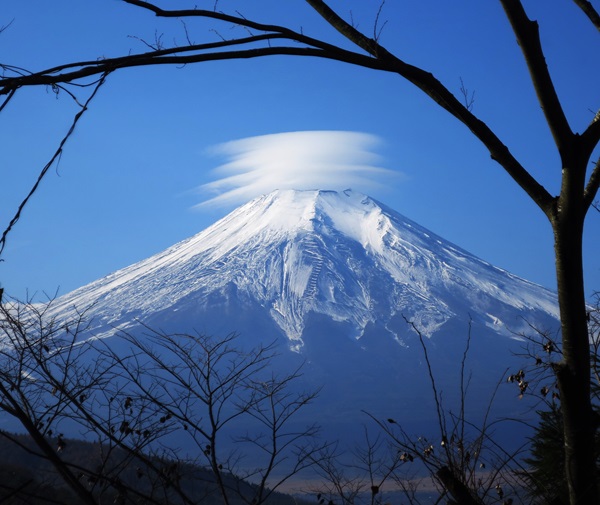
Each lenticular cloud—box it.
[195,131,399,207]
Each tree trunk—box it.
[552,195,598,504]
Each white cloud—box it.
[195,131,402,208]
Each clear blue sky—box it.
[1,0,599,299]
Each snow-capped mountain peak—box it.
[49,189,558,350]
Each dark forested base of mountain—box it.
[0,432,307,505]
[0,462,76,505]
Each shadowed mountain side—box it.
[39,189,558,453]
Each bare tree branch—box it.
[579,112,600,170]
[584,157,600,211]
[0,87,16,113]
[0,18,14,35]
[459,78,476,112]
[0,300,325,504]
[303,1,555,215]
[499,0,573,158]
[0,74,108,259]
[572,0,600,31]
[373,1,388,43]
[0,1,555,220]
[0,43,386,94]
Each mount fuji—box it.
[48,189,560,434]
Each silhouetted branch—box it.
[0,0,555,220]
[572,0,600,31]
[584,157,600,211]
[0,74,108,259]
[499,0,573,155]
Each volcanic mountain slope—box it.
[48,189,560,427]
[52,189,558,342]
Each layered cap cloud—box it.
[195,131,401,207]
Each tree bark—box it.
[551,167,599,503]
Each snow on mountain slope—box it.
[48,189,559,348]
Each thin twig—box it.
[373,1,388,42]
[0,73,109,258]
[0,87,16,113]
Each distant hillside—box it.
[0,433,308,505]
